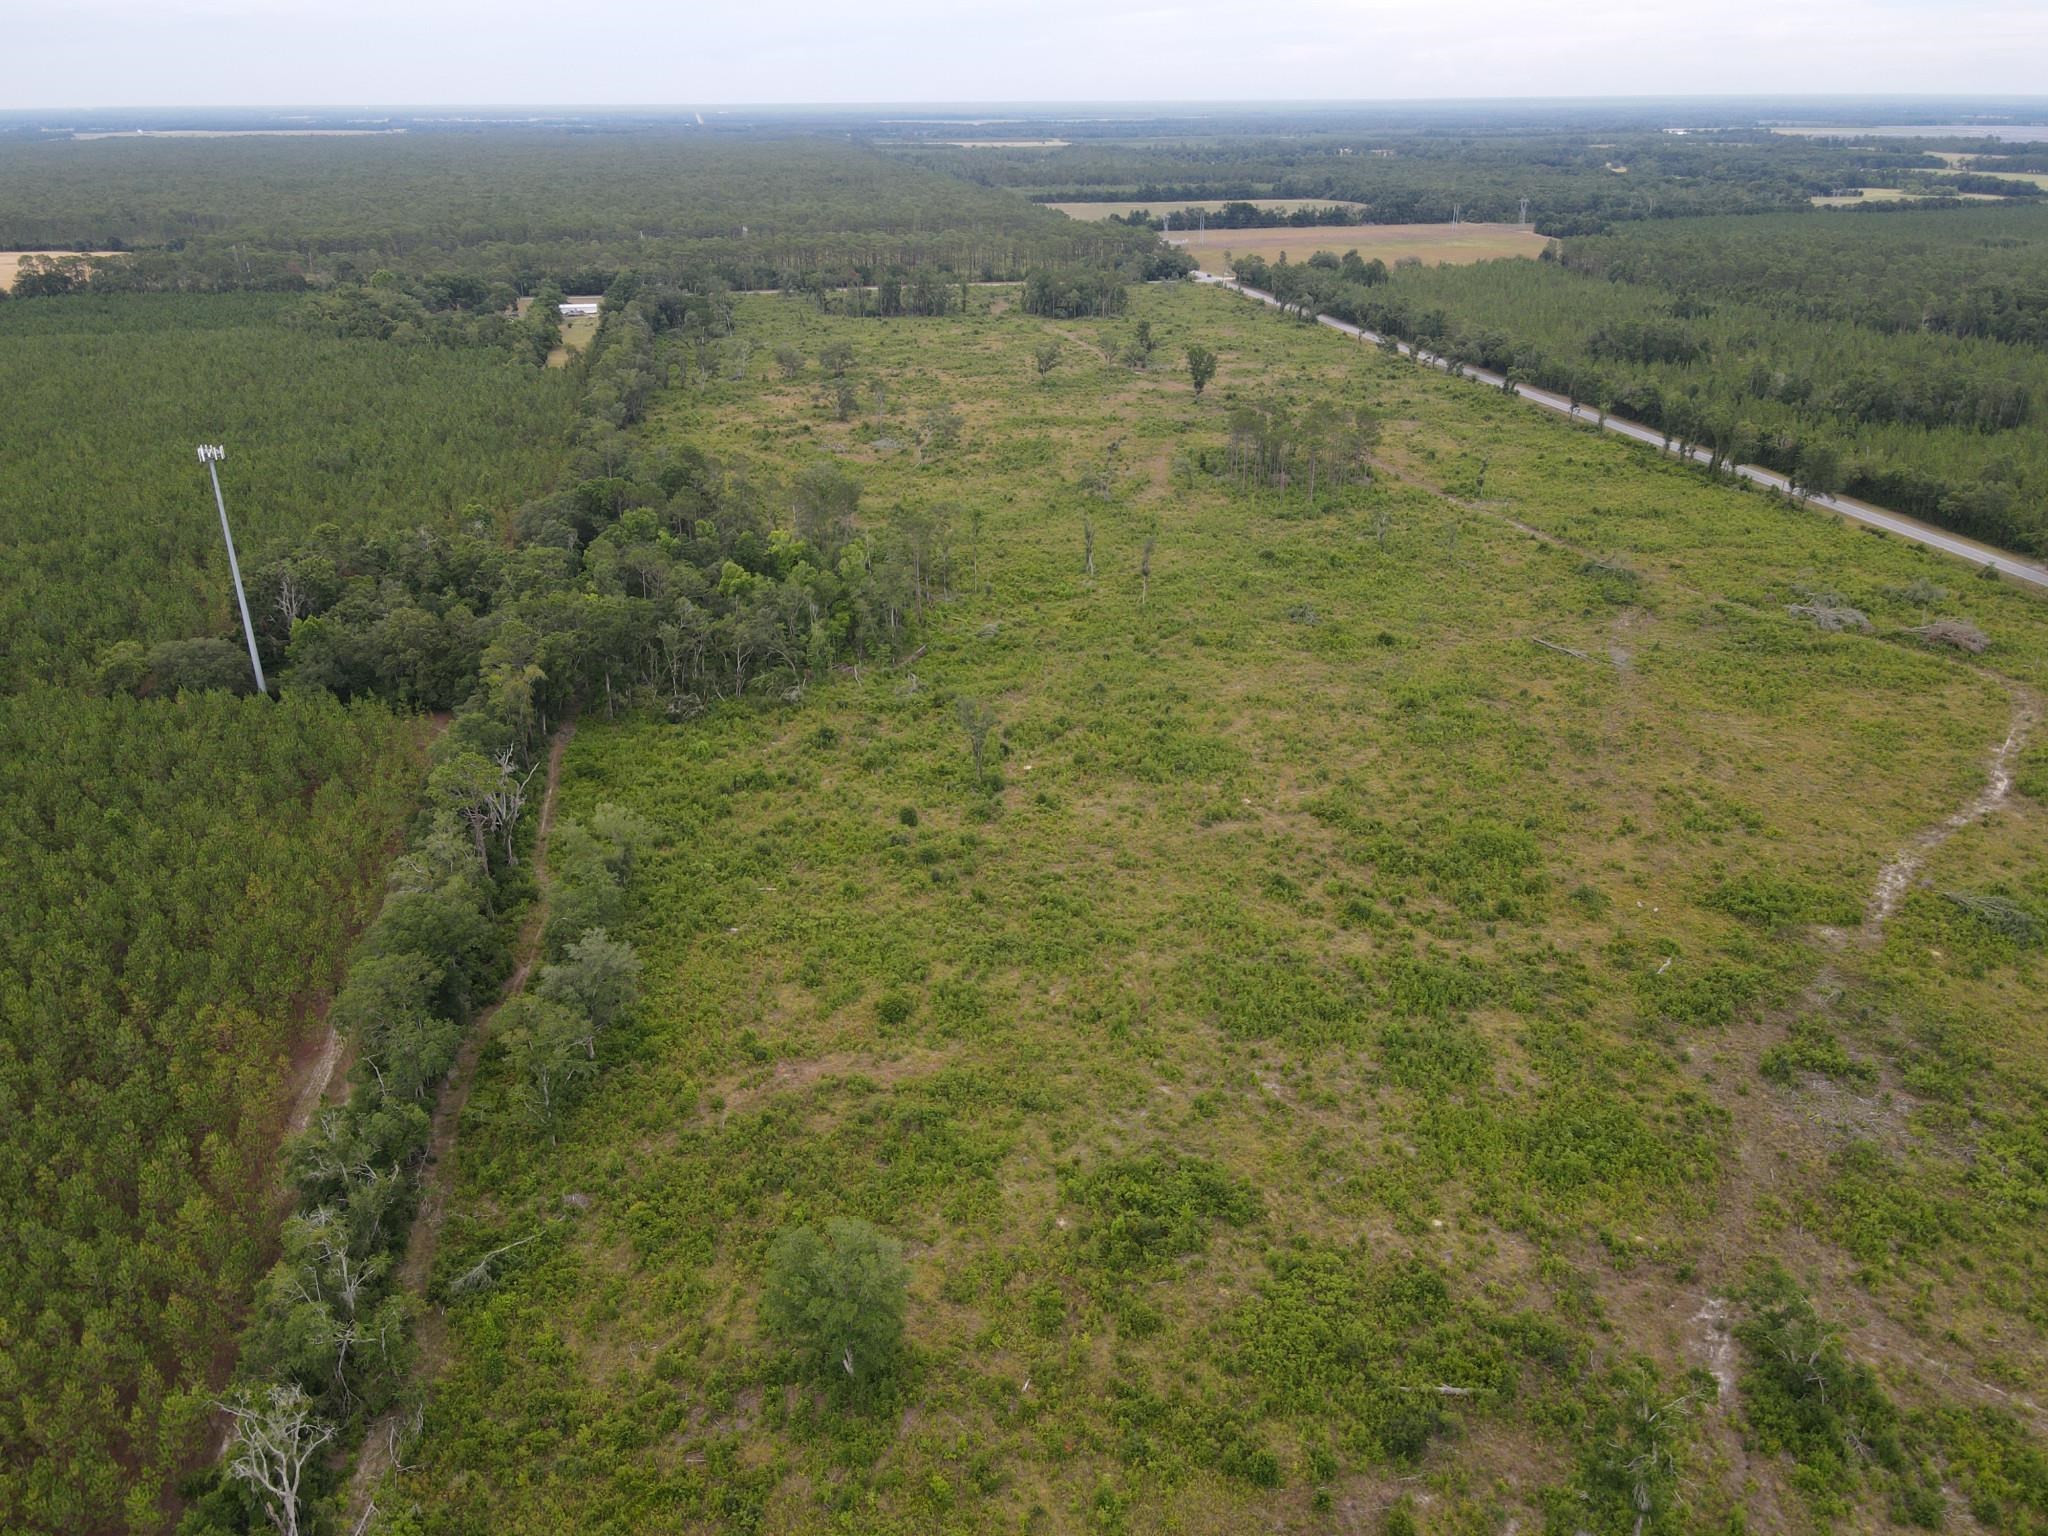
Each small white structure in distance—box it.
[559,301,599,317]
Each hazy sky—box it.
[6,0,2047,108]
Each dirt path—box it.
[1364,415,2048,1494]
[1864,687,2038,935]
[279,716,453,1144]
[342,722,575,1526]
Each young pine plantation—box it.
[369,284,2048,1533]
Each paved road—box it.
[1195,272,2048,591]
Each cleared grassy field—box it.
[1810,187,1926,206]
[1182,221,1546,273]
[1044,198,1363,221]
[513,293,603,365]
[381,282,2048,1534]
[1811,187,2008,206]
[0,250,117,290]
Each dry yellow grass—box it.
[0,251,119,292]
[549,312,600,367]
[1044,197,1363,221]
[1176,222,1545,274]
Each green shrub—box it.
[1378,1016,1491,1091]
[1065,1153,1259,1274]
[1706,872,1860,928]
[1232,1248,1528,1463]
[1637,960,1767,1029]
[1759,1019,1875,1088]
[1734,1266,1931,1515]
[2016,745,2048,804]
[760,1217,909,1380]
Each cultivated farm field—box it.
[377,281,2048,1534]
[1178,221,1546,273]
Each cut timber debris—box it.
[1532,637,1598,662]
[1910,618,1989,653]
[1788,601,1871,633]
[1942,890,2039,942]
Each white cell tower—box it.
[197,444,267,694]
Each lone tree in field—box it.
[1034,339,1062,381]
[761,1217,909,1380]
[1186,343,1218,399]
[956,696,998,787]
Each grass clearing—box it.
[0,249,118,290]
[1042,198,1363,221]
[1177,221,1546,272]
[385,281,2048,1533]
[1810,187,2007,205]
[1809,187,1927,206]
[514,292,603,365]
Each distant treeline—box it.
[923,129,2012,236]
[1092,201,1365,231]
[0,134,1157,293]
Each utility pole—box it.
[197,444,267,694]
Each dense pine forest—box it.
[0,691,426,1529]
[0,292,577,689]
[917,128,2011,234]
[0,135,1157,292]
[4,102,2048,1536]
[1559,206,2048,346]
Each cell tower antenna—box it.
[1519,196,1530,225]
[197,444,267,694]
